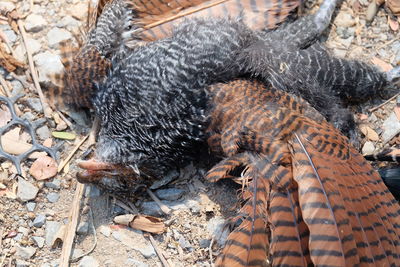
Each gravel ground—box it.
[0,0,399,266]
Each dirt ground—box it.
[0,0,399,266]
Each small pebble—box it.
[17,177,39,202]
[47,192,60,203]
[16,245,36,260]
[26,98,43,113]
[24,14,47,32]
[78,256,99,267]
[47,27,72,48]
[18,227,30,236]
[207,217,230,246]
[136,245,156,259]
[178,236,193,250]
[45,221,62,246]
[199,239,211,248]
[99,225,111,237]
[72,248,84,258]
[36,125,51,140]
[33,214,46,228]
[32,236,45,248]
[15,260,30,267]
[126,258,149,267]
[45,179,61,190]
[155,188,185,201]
[26,202,36,212]
[382,113,400,143]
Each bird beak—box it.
[76,159,141,183]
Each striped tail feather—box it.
[290,130,400,265]
[268,189,311,266]
[137,0,301,41]
[207,160,270,267]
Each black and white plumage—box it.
[93,18,259,176]
[239,0,397,145]
[79,0,399,188]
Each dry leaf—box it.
[114,214,165,234]
[371,57,393,72]
[130,215,165,234]
[52,131,76,140]
[0,104,11,127]
[359,124,380,141]
[29,156,58,180]
[1,127,31,155]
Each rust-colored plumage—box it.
[49,0,301,111]
[205,80,400,266]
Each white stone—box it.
[382,112,400,143]
[17,178,39,202]
[78,256,99,267]
[24,14,47,32]
[362,141,375,155]
[47,27,72,48]
[0,2,15,13]
[33,51,63,83]
[16,245,36,260]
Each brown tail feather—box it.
[205,79,400,266]
[212,163,270,267]
[138,0,301,41]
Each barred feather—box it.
[205,79,400,266]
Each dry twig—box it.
[146,189,171,215]
[375,37,400,50]
[148,234,171,267]
[59,182,85,267]
[56,110,73,128]
[17,19,52,118]
[369,92,400,112]
[0,28,16,57]
[209,238,215,267]
[58,134,89,173]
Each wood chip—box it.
[1,127,31,155]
